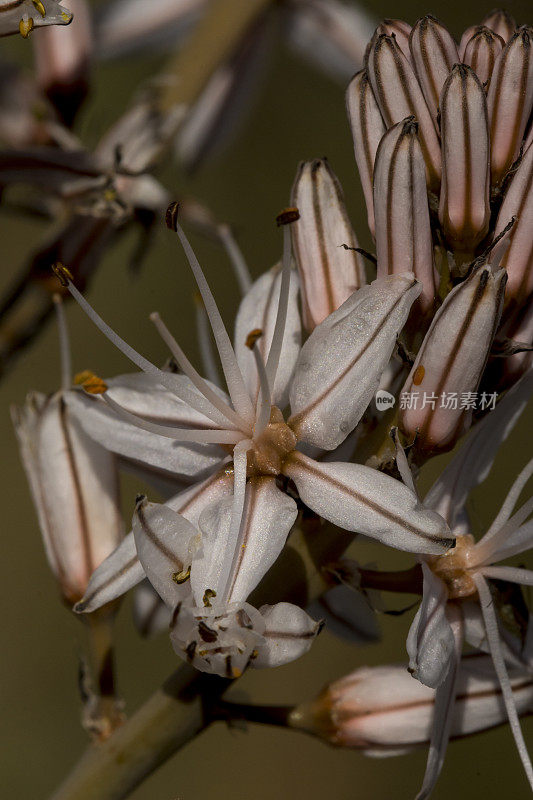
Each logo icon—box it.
[374,390,396,412]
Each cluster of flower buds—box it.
[343,10,533,457]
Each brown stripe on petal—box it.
[482,9,517,43]
[377,19,413,60]
[488,27,533,186]
[136,503,184,568]
[409,15,459,121]
[439,64,490,253]
[224,477,261,602]
[462,26,505,88]
[75,554,140,611]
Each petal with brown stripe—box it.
[462,26,504,87]
[409,15,459,123]
[253,602,322,668]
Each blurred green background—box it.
[1,1,532,798]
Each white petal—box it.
[74,532,144,613]
[406,565,455,688]
[66,373,227,479]
[308,584,380,644]
[133,498,198,609]
[0,1,72,37]
[253,602,322,668]
[191,477,298,605]
[234,266,301,409]
[489,520,533,563]
[284,453,453,555]
[288,274,420,450]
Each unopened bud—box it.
[461,26,505,87]
[409,15,459,123]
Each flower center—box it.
[428,534,478,599]
[248,406,298,476]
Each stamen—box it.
[53,294,72,392]
[149,312,246,432]
[75,370,108,395]
[217,224,252,296]
[219,440,252,604]
[265,210,298,392]
[246,329,271,435]
[482,457,533,542]
[166,203,255,425]
[194,294,219,386]
[57,266,232,427]
[474,495,533,565]
[391,427,418,496]
[102,393,243,445]
[474,574,533,789]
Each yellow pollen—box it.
[232,667,242,678]
[52,262,74,287]
[276,207,300,226]
[245,328,263,349]
[413,364,425,386]
[32,1,45,17]
[19,16,34,37]
[74,370,108,395]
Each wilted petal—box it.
[345,69,385,237]
[291,159,365,331]
[133,580,171,637]
[12,391,124,604]
[73,532,144,613]
[253,602,321,668]
[0,1,72,38]
[66,373,227,480]
[96,0,206,60]
[288,274,420,450]
[234,265,300,408]
[462,26,505,88]
[409,15,459,122]
[482,8,517,43]
[494,141,533,324]
[439,64,491,255]
[133,497,198,608]
[0,148,101,194]
[406,564,455,687]
[367,33,441,190]
[283,452,453,554]
[376,19,412,60]
[308,584,380,644]
[287,0,374,81]
[373,118,436,316]
[487,26,533,186]
[191,477,298,606]
[399,264,507,455]
[425,367,533,526]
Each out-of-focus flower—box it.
[290,656,533,754]
[402,365,533,796]
[63,205,452,676]
[0,0,72,39]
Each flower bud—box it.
[461,25,505,88]
[345,69,386,237]
[487,26,533,187]
[291,158,366,331]
[373,117,436,319]
[290,658,533,752]
[409,15,459,123]
[399,264,507,455]
[494,140,533,327]
[482,8,517,43]
[367,33,441,191]
[12,391,124,604]
[438,65,491,257]
[375,19,412,61]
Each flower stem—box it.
[81,612,125,742]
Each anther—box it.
[135,493,147,507]
[203,588,217,608]
[276,207,300,226]
[52,262,74,287]
[19,16,33,37]
[32,0,45,17]
[172,566,191,585]
[165,201,180,232]
[245,328,263,350]
[74,370,108,395]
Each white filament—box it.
[150,312,246,432]
[479,565,533,586]
[475,496,533,565]
[482,458,533,544]
[174,222,255,424]
[102,393,242,444]
[195,297,219,386]
[53,294,72,392]
[265,225,292,392]
[219,440,251,604]
[218,224,252,296]
[251,343,272,436]
[66,280,229,426]
[474,573,533,790]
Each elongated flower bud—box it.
[487,26,533,186]
[290,658,533,751]
[409,15,459,122]
[367,32,441,191]
[373,117,436,319]
[291,158,366,331]
[439,65,491,257]
[461,26,505,88]
[399,264,507,455]
[494,141,533,326]
[346,69,385,237]
[375,19,412,60]
[482,8,517,43]
[12,391,124,604]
